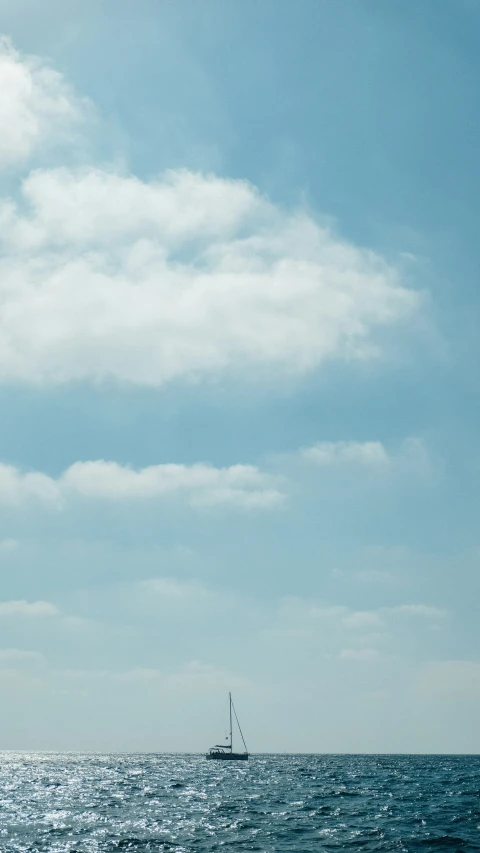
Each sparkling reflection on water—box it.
[0,753,479,851]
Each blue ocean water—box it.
[0,753,479,852]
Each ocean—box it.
[0,753,479,852]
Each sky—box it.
[0,0,479,753]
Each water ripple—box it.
[0,754,479,851]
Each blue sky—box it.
[0,0,479,752]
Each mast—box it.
[229,692,233,751]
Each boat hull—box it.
[206,752,249,761]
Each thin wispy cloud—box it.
[301,437,431,475]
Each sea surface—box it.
[0,753,479,852]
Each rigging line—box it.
[231,699,248,753]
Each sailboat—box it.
[206,692,249,761]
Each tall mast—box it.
[229,692,233,751]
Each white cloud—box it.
[63,459,283,509]
[0,599,58,617]
[303,440,389,466]
[0,463,61,507]
[7,167,259,249]
[0,39,424,387]
[0,37,87,170]
[0,177,420,388]
[0,458,283,510]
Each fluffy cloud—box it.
[0,167,421,386]
[0,599,58,617]
[0,41,422,387]
[0,459,283,510]
[0,463,61,507]
[0,37,86,170]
